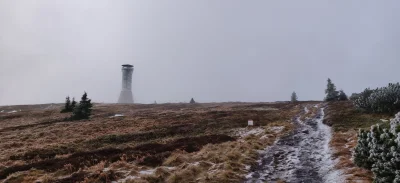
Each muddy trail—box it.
[246,105,341,183]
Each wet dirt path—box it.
[245,104,341,183]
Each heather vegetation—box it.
[0,102,302,182]
[4,79,400,182]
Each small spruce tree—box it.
[325,78,339,101]
[61,96,72,113]
[71,92,93,120]
[190,98,196,104]
[291,91,298,102]
[338,90,348,101]
[71,98,77,110]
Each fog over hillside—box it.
[1,0,400,105]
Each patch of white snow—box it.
[252,107,278,111]
[304,106,309,113]
[112,175,139,183]
[110,114,125,118]
[317,108,344,183]
[236,127,264,137]
[268,126,284,133]
[139,169,155,175]
[7,110,17,113]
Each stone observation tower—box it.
[118,64,134,103]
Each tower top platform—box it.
[122,64,133,68]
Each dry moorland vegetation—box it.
[324,101,392,183]
[0,102,311,183]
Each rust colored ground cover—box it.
[0,102,306,182]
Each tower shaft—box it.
[118,65,134,103]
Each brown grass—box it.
[325,101,389,182]
[0,102,301,182]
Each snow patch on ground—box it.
[252,107,278,111]
[317,109,344,183]
[112,175,139,183]
[236,127,265,137]
[112,166,177,183]
[110,114,124,118]
[304,106,309,114]
[260,135,269,140]
[139,169,155,175]
[267,126,284,133]
[7,110,18,113]
[296,117,305,125]
[246,107,344,183]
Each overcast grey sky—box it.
[0,1,399,105]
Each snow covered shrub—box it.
[354,129,373,169]
[353,83,400,113]
[369,83,400,113]
[392,134,400,183]
[391,112,400,134]
[349,93,361,101]
[353,113,400,182]
[370,127,396,183]
[353,88,375,111]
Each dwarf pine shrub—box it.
[353,129,373,169]
[353,112,400,182]
[353,88,375,111]
[370,127,396,183]
[353,83,400,113]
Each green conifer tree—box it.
[71,97,77,110]
[325,78,339,101]
[61,96,71,113]
[338,90,348,101]
[71,92,93,120]
[291,91,298,102]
